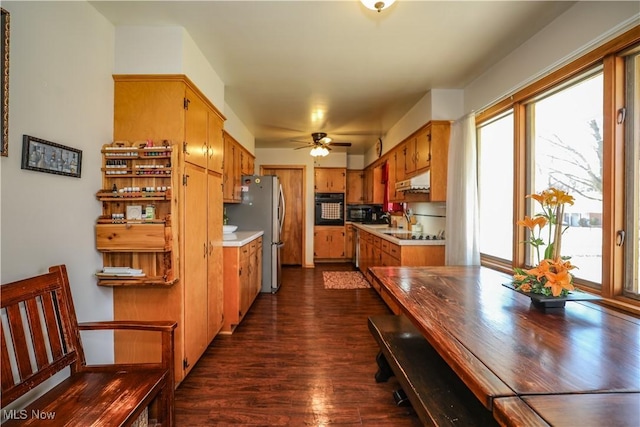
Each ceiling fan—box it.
[293,132,352,155]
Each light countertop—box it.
[349,222,445,246]
[222,230,264,247]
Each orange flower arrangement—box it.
[512,187,577,297]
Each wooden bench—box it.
[1,265,177,426]
[368,315,498,426]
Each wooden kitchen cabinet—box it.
[394,120,451,203]
[402,124,431,176]
[363,163,384,204]
[315,167,346,192]
[223,130,254,202]
[240,145,254,176]
[403,135,418,176]
[109,74,226,384]
[389,146,405,203]
[357,229,445,286]
[402,124,431,175]
[223,131,238,202]
[314,226,346,260]
[222,236,262,333]
[346,170,364,204]
[346,224,355,260]
[207,173,224,342]
[428,121,451,202]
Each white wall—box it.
[114,26,256,155]
[223,103,255,155]
[464,1,640,113]
[0,1,115,407]
[367,89,464,167]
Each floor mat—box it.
[323,271,371,289]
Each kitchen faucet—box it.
[404,208,412,224]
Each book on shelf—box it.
[98,267,144,277]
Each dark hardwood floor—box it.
[175,263,421,426]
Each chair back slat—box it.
[24,297,50,369]
[0,265,83,406]
[4,304,33,380]
[0,323,15,390]
[40,289,64,359]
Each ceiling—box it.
[90,1,576,155]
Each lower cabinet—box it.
[222,236,262,333]
[357,229,445,312]
[346,225,355,261]
[314,226,346,260]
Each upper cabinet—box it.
[184,87,209,169]
[363,163,384,204]
[223,130,255,203]
[390,146,405,203]
[208,111,224,174]
[427,121,451,202]
[385,120,450,203]
[315,167,346,193]
[346,170,364,204]
[403,126,431,176]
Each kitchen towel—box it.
[321,203,342,220]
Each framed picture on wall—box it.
[21,135,82,178]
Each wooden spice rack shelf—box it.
[96,190,171,201]
[96,276,178,287]
[97,141,178,287]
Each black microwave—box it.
[347,206,372,222]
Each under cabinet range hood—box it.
[395,170,430,193]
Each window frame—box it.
[475,26,640,315]
[477,110,515,265]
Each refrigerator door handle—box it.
[278,184,286,235]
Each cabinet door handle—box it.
[204,242,207,258]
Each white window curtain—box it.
[445,113,480,265]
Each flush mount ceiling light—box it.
[310,145,329,157]
[361,0,396,13]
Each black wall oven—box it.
[314,193,345,226]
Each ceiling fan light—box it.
[310,146,329,157]
[361,0,396,12]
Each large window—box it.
[478,112,514,262]
[526,70,604,286]
[475,29,640,314]
[624,48,640,300]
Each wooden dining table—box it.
[369,265,640,426]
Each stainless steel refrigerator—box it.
[225,175,285,293]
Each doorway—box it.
[261,166,305,266]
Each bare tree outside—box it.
[530,72,604,283]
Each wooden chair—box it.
[1,265,176,426]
